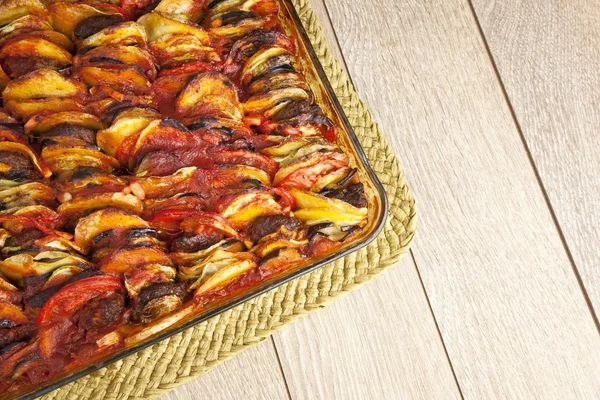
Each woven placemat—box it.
[41,1,416,398]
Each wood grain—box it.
[161,340,289,400]
[273,256,462,400]
[324,0,600,398]
[271,2,462,399]
[471,0,600,317]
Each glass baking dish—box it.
[4,1,388,398]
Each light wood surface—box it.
[471,0,600,317]
[274,256,461,400]
[162,0,600,398]
[161,340,289,400]
[323,0,600,397]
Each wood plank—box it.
[323,0,600,398]
[273,257,462,400]
[471,0,600,317]
[271,2,462,399]
[160,340,290,400]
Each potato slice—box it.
[0,141,52,178]
[240,46,290,82]
[4,98,85,120]
[290,188,367,214]
[244,87,310,117]
[42,145,120,173]
[48,2,121,39]
[75,45,157,79]
[98,247,172,277]
[221,191,283,228]
[214,165,271,187]
[0,15,52,40]
[0,30,74,53]
[124,263,176,297]
[150,34,219,67]
[25,112,103,135]
[57,192,143,221]
[111,106,162,123]
[185,250,252,286]
[175,71,240,116]
[154,0,207,22]
[80,21,147,49]
[310,166,354,193]
[77,66,152,95]
[0,37,72,74]
[0,272,17,293]
[0,182,56,209]
[97,111,158,157]
[0,251,90,285]
[209,16,267,40]
[137,11,210,43]
[74,208,149,254]
[0,302,29,326]
[3,69,85,101]
[42,265,83,290]
[0,0,47,27]
[191,253,257,301]
[293,208,365,227]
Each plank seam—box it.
[269,337,294,400]
[409,251,466,399]
[465,0,600,334]
[320,0,467,396]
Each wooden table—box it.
[163,1,600,398]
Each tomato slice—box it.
[277,158,346,190]
[209,149,279,177]
[157,62,216,78]
[180,212,239,238]
[271,187,295,211]
[36,276,124,329]
[151,209,238,238]
[323,126,337,143]
[0,215,61,236]
[149,209,200,233]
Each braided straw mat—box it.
[41,1,416,398]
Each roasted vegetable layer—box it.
[0,0,369,394]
